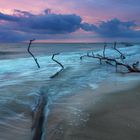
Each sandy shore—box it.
[47,81,140,140]
[0,116,32,140]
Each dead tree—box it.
[80,43,140,73]
[27,39,40,68]
[50,53,64,78]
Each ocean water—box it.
[0,43,140,140]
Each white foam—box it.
[88,83,99,90]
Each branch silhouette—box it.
[80,43,140,73]
[113,42,126,61]
[50,53,64,78]
[27,39,40,68]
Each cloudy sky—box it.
[0,0,140,42]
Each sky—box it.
[0,0,140,43]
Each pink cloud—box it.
[0,0,139,24]
[0,0,139,42]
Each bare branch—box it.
[52,53,64,69]
[80,43,140,73]
[27,39,40,68]
[103,43,107,57]
[80,52,91,60]
[80,52,102,64]
[80,54,88,60]
[132,61,140,71]
[50,53,64,78]
[113,42,126,61]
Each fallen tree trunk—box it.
[80,43,140,73]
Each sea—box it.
[0,42,140,140]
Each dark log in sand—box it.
[50,53,64,78]
[31,93,47,140]
[27,39,40,68]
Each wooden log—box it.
[31,93,47,140]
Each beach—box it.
[47,81,140,140]
[0,0,140,139]
[0,0,140,138]
[0,43,140,140]
[0,116,32,140]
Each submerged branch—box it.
[80,43,140,73]
[50,53,64,78]
[80,52,103,64]
[27,39,40,68]
[113,42,126,61]
[103,43,107,57]
[52,53,64,69]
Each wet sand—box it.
[47,82,140,140]
[0,116,32,140]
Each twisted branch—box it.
[50,53,64,78]
[27,39,40,68]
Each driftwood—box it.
[50,53,64,78]
[28,39,40,68]
[80,52,102,64]
[103,43,107,57]
[113,42,126,61]
[80,43,140,73]
[31,93,47,140]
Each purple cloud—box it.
[0,10,82,34]
[0,10,82,42]
[81,19,140,38]
[0,12,19,21]
[80,22,97,31]
[0,9,140,42]
[0,29,28,42]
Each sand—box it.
[0,116,32,140]
[46,81,140,140]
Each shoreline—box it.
[46,81,140,140]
